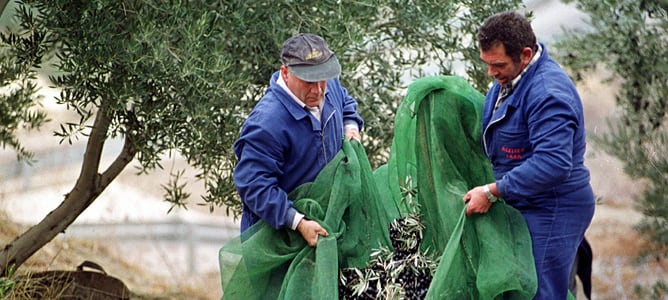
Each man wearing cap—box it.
[233,33,364,247]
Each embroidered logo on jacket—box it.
[502,146,525,160]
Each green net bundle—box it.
[219,75,537,299]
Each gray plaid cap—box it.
[280,33,341,82]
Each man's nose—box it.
[487,65,497,77]
[311,81,325,93]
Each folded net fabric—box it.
[219,75,536,299]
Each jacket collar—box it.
[491,43,549,115]
[507,43,543,92]
[268,71,332,129]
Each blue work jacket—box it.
[233,71,364,232]
[481,44,591,202]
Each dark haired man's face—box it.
[480,43,531,86]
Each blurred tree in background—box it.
[0,0,523,275]
[554,0,667,295]
[0,1,47,162]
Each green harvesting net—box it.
[219,75,537,299]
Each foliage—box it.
[339,214,438,300]
[553,0,668,255]
[0,2,48,162]
[2,0,522,218]
[6,0,255,218]
[204,0,524,192]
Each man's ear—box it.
[520,47,534,65]
[280,65,289,80]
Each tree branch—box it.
[0,1,9,19]
[0,104,136,276]
[99,134,136,187]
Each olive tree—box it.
[554,3,667,296]
[554,1,667,296]
[0,0,521,276]
[554,0,667,255]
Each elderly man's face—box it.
[280,65,327,108]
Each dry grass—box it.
[3,276,72,300]
[568,201,667,299]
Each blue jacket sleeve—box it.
[233,121,296,230]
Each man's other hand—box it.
[345,127,361,142]
[296,219,329,247]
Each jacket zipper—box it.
[483,111,505,157]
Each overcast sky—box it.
[524,0,589,42]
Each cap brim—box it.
[288,56,341,82]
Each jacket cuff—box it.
[287,208,304,230]
[496,179,506,198]
[344,119,361,131]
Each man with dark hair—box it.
[463,11,595,299]
[233,33,364,247]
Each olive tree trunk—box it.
[0,105,136,276]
